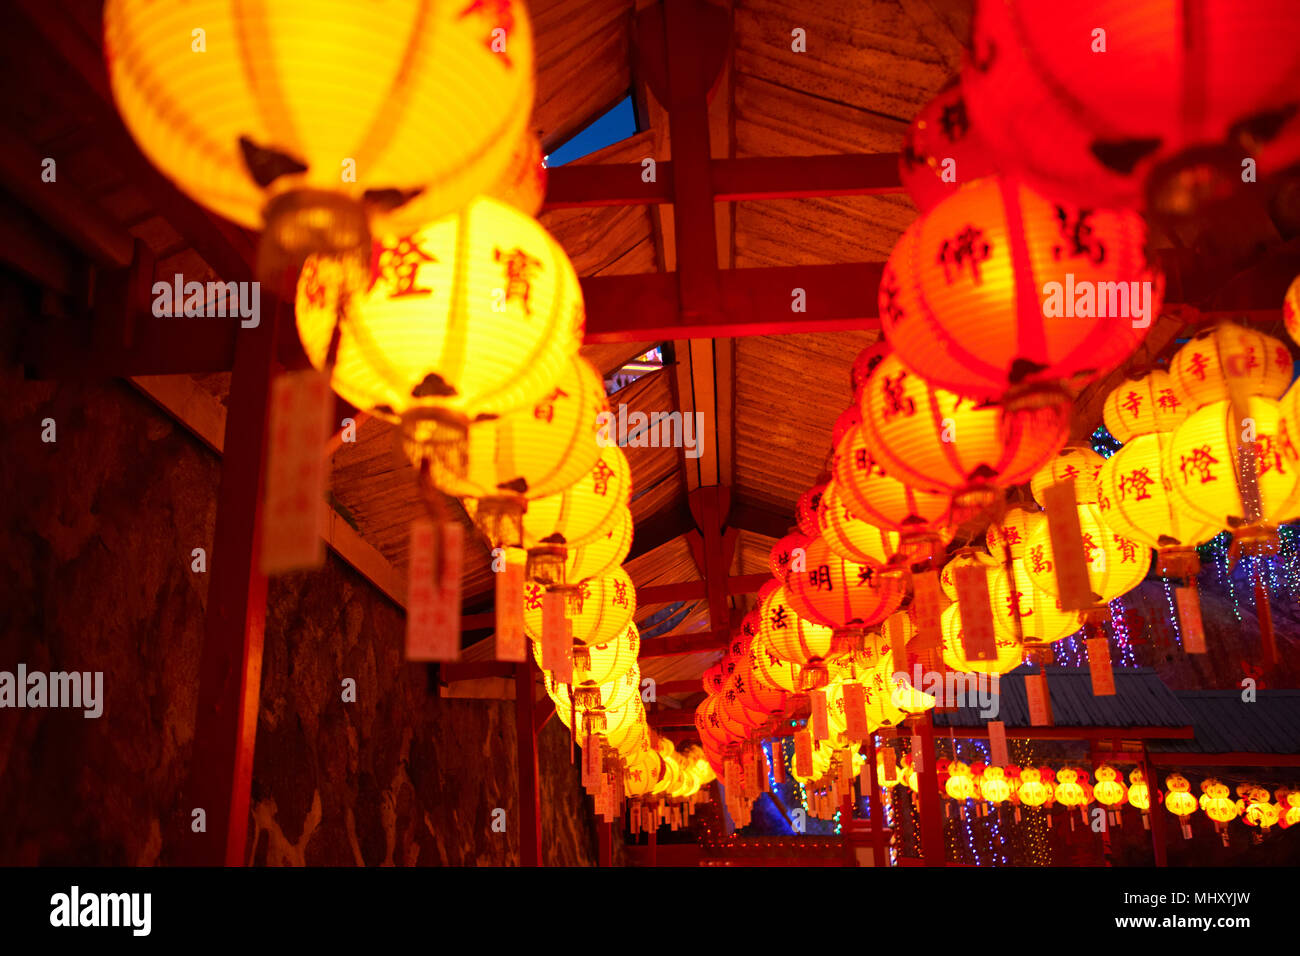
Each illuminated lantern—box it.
[1099,431,1224,576]
[859,353,1067,508]
[1167,396,1300,540]
[818,482,902,567]
[105,0,535,260]
[796,484,828,537]
[985,504,1044,560]
[1103,368,1188,442]
[945,760,976,801]
[877,750,903,788]
[831,405,861,450]
[879,176,1161,406]
[940,603,1025,675]
[1030,446,1106,507]
[899,79,995,213]
[1239,787,1280,831]
[522,568,635,647]
[1017,767,1054,808]
[785,536,905,637]
[770,529,812,583]
[1169,322,1294,411]
[758,585,834,689]
[561,508,633,585]
[545,663,640,730]
[298,198,583,459]
[1023,502,1150,603]
[702,662,727,697]
[749,629,803,695]
[940,549,1000,600]
[1285,275,1300,347]
[693,697,730,753]
[1164,774,1198,837]
[623,749,666,798]
[980,766,1012,804]
[607,703,649,759]
[1054,768,1091,814]
[850,341,890,396]
[1128,768,1151,813]
[1276,789,1300,829]
[827,653,908,732]
[1199,778,1239,827]
[1093,765,1128,820]
[900,754,919,793]
[534,621,639,685]
[488,131,547,216]
[833,425,955,561]
[730,655,786,719]
[719,675,767,735]
[986,557,1083,645]
[963,0,1300,214]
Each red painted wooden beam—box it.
[515,658,543,867]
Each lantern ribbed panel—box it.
[731,657,785,716]
[818,482,900,566]
[1285,276,1300,346]
[1098,434,1224,549]
[545,663,639,714]
[488,132,546,216]
[423,354,606,498]
[298,198,582,421]
[720,678,766,732]
[758,586,834,667]
[1030,445,1106,506]
[831,405,861,449]
[899,79,995,213]
[851,342,890,396]
[105,0,534,232]
[880,177,1159,402]
[859,354,1067,494]
[694,696,731,751]
[522,568,635,646]
[939,549,999,600]
[962,0,1300,210]
[785,536,903,630]
[795,484,828,537]
[748,631,803,693]
[985,505,1045,560]
[940,604,1025,675]
[1023,504,1150,601]
[532,622,639,686]
[1102,369,1189,441]
[985,557,1083,645]
[1167,396,1300,526]
[561,508,632,584]
[1094,767,1128,808]
[1017,769,1053,807]
[508,444,631,549]
[605,700,648,756]
[623,749,666,798]
[826,670,905,736]
[1169,323,1294,411]
[833,424,953,534]
[769,530,812,583]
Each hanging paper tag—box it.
[405,520,461,661]
[839,751,853,794]
[988,720,1009,768]
[954,564,998,661]
[541,590,573,684]
[759,746,770,793]
[1087,635,1116,696]
[494,551,526,661]
[261,369,332,573]
[1175,586,1206,654]
[910,733,924,773]
[1042,480,1096,611]
[794,730,814,779]
[809,689,830,741]
[911,570,944,652]
[882,742,897,779]
[842,681,870,740]
[1024,672,1053,725]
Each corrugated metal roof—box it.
[931,667,1194,731]
[1148,690,1300,755]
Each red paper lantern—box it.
[817,481,902,567]
[879,176,1161,405]
[899,78,996,213]
[784,535,905,635]
[963,0,1300,214]
[851,341,890,396]
[770,529,812,583]
[796,483,828,537]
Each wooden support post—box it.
[1142,746,1168,867]
[179,302,280,866]
[515,658,543,867]
[916,714,946,867]
[866,734,888,868]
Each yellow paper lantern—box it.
[1239,787,1280,829]
[546,663,640,720]
[1054,768,1091,809]
[748,630,803,695]
[1167,396,1300,532]
[1276,788,1300,829]
[297,197,583,440]
[105,0,535,250]
[522,567,635,647]
[758,585,835,685]
[985,557,1083,645]
[1030,445,1106,506]
[817,482,902,567]
[1102,368,1189,442]
[945,760,976,800]
[561,508,633,585]
[1199,779,1238,824]
[1017,767,1054,807]
[1093,765,1128,808]
[1164,773,1198,818]
[624,749,666,798]
[1169,322,1294,411]
[985,504,1044,560]
[939,549,1000,600]
[940,603,1026,675]
[488,131,547,216]
[979,766,1012,804]
[1023,503,1150,602]
[1128,769,1151,811]
[532,621,639,686]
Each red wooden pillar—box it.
[179,301,279,865]
[916,714,946,867]
[865,734,889,867]
[1141,747,1168,867]
[515,658,543,867]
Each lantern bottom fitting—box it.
[470,495,525,549]
[797,661,830,692]
[572,643,592,672]
[898,531,945,566]
[526,544,569,588]
[260,188,371,281]
[401,406,470,482]
[1156,546,1201,581]
[951,483,1001,519]
[830,628,865,658]
[580,707,608,737]
[1145,144,1245,219]
[1003,381,1072,417]
[1230,522,1279,559]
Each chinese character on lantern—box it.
[1118,467,1155,501]
[1029,544,1053,575]
[882,373,917,418]
[493,245,543,315]
[591,460,615,495]
[533,387,569,423]
[937,225,992,284]
[370,235,436,297]
[1179,445,1219,484]
[810,564,833,590]
[1051,207,1105,265]
[459,0,516,67]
